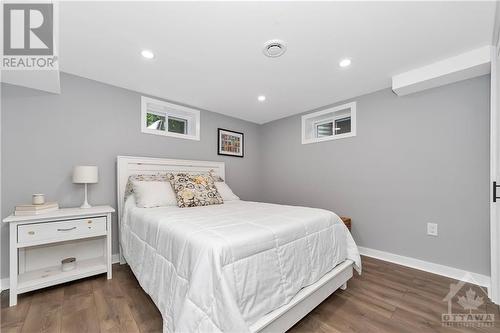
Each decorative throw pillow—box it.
[167,173,223,208]
[132,180,177,208]
[208,169,224,182]
[125,174,170,199]
[214,182,240,201]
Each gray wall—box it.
[0,73,491,279]
[260,75,491,275]
[1,73,261,279]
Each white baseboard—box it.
[0,277,8,292]
[0,253,121,292]
[358,246,491,289]
[111,253,120,264]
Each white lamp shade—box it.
[73,166,98,184]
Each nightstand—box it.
[3,205,115,306]
[340,216,351,231]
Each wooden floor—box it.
[1,256,499,333]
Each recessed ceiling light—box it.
[339,58,351,68]
[258,95,266,102]
[141,50,155,59]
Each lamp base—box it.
[80,183,92,209]
[80,202,92,209]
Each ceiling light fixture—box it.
[258,95,266,102]
[141,49,155,59]
[263,39,287,58]
[339,58,351,68]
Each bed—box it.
[117,156,361,333]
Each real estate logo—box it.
[2,2,57,70]
[442,273,495,328]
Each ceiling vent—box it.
[263,39,287,58]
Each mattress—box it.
[120,197,361,333]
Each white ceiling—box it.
[59,1,496,124]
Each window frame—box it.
[301,102,356,144]
[141,96,200,141]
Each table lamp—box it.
[73,165,98,208]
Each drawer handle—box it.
[57,227,77,232]
[28,231,35,235]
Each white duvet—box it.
[121,197,361,333]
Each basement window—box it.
[141,96,200,141]
[302,102,356,144]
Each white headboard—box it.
[116,155,225,232]
[117,155,225,214]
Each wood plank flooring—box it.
[1,256,498,333]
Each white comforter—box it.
[121,198,361,333]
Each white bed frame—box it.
[116,155,354,333]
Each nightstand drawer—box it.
[17,217,106,245]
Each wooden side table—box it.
[340,216,351,231]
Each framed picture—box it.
[218,128,244,157]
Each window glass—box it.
[335,117,351,135]
[316,122,333,137]
[146,113,165,131]
[168,116,187,134]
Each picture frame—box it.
[218,128,244,158]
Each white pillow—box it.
[132,181,177,208]
[215,182,240,201]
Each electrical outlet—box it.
[427,223,438,236]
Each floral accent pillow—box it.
[208,169,224,182]
[167,173,223,208]
[125,174,170,199]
